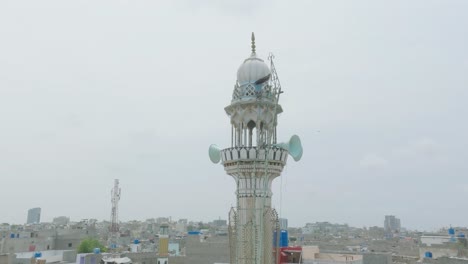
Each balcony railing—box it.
[221,146,288,164]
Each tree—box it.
[77,238,107,253]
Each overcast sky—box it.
[0,0,467,231]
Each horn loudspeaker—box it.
[208,144,222,164]
[274,135,303,162]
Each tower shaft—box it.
[224,148,287,264]
[223,96,285,264]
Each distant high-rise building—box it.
[384,215,401,235]
[27,208,41,224]
[213,219,227,227]
[279,218,288,230]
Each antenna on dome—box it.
[268,52,283,144]
[268,53,282,97]
[251,32,256,54]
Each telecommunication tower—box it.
[209,33,303,264]
[109,179,121,249]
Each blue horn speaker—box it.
[208,144,222,164]
[274,135,303,162]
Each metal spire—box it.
[251,32,256,54]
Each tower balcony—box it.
[221,146,288,176]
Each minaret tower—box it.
[209,33,303,264]
[157,223,169,264]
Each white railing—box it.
[221,146,288,163]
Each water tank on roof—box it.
[134,239,140,244]
[273,230,289,248]
[448,227,455,235]
[281,230,288,247]
[34,252,42,258]
[424,252,433,258]
[458,232,466,238]
[93,248,101,254]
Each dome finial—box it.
[251,32,256,54]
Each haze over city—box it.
[0,0,467,231]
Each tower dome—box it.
[236,54,270,85]
[232,33,273,102]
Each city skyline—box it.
[0,1,467,231]
[2,211,462,233]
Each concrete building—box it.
[298,246,363,264]
[368,226,385,239]
[52,217,70,226]
[156,218,170,225]
[175,222,186,234]
[208,33,303,264]
[421,236,452,246]
[302,222,349,235]
[212,220,227,227]
[0,254,15,264]
[422,257,468,264]
[14,250,77,264]
[362,253,392,264]
[182,235,229,264]
[0,226,97,254]
[384,215,400,237]
[26,208,41,225]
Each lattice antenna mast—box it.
[268,52,283,145]
[109,179,121,247]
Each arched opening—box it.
[259,122,265,146]
[247,120,256,147]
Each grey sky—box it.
[0,0,467,231]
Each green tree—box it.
[77,238,107,253]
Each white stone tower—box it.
[209,33,303,264]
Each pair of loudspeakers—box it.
[208,135,303,164]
